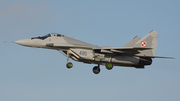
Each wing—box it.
[93,46,152,54]
[93,47,174,59]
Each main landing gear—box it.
[93,65,100,74]
[105,62,113,70]
[92,62,114,74]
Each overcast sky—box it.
[0,0,180,101]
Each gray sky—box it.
[0,0,179,101]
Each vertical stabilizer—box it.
[134,30,158,56]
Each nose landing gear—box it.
[93,65,100,74]
[66,62,73,69]
[66,50,73,69]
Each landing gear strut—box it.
[93,65,100,74]
[66,50,73,69]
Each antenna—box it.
[4,41,14,43]
[72,35,76,39]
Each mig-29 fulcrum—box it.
[14,30,173,74]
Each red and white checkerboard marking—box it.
[141,41,146,47]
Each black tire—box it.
[66,62,73,69]
[105,62,113,70]
[92,66,100,74]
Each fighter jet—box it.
[14,30,173,74]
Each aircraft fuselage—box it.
[15,31,164,74]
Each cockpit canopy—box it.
[50,33,64,37]
[31,33,64,40]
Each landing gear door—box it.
[70,48,94,60]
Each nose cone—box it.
[14,38,32,46]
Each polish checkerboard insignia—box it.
[141,41,146,47]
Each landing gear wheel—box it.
[106,62,113,70]
[93,66,100,74]
[66,62,73,69]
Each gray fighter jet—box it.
[14,30,173,74]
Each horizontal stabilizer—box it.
[135,55,174,59]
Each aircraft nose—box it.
[14,38,32,46]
